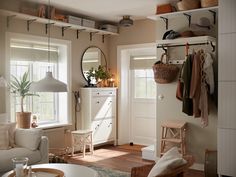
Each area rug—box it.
[89,165,131,177]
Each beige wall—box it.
[109,19,156,74]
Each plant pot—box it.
[16,112,31,129]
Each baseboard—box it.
[190,163,204,171]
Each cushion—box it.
[147,147,187,177]
[15,128,43,151]
[0,122,17,148]
[0,124,10,150]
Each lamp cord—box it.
[48,0,51,72]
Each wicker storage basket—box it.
[153,53,179,84]
[201,0,218,7]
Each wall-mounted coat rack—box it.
[156,36,216,64]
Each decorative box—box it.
[67,15,82,26]
[82,18,96,28]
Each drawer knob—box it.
[97,92,100,95]
[97,101,100,104]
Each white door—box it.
[130,69,156,145]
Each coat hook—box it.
[210,41,215,52]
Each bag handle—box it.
[160,52,169,64]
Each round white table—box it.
[3,163,98,177]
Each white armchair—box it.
[0,128,49,176]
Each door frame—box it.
[117,43,156,145]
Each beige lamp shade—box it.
[30,72,67,92]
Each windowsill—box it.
[36,123,72,130]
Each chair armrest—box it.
[39,136,49,163]
[131,163,155,177]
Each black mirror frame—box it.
[81,46,107,83]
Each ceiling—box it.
[29,0,176,23]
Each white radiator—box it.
[43,127,66,148]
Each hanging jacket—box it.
[182,54,193,116]
[190,51,202,118]
[199,52,209,127]
[203,52,214,94]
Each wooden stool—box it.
[71,129,93,157]
[160,120,187,156]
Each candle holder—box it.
[12,157,28,177]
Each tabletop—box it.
[2,163,98,177]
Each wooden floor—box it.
[66,144,204,177]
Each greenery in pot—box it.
[94,65,111,81]
[11,71,38,128]
[11,71,38,112]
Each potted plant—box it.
[94,65,111,87]
[11,72,38,128]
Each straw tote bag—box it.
[153,53,179,84]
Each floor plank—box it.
[66,144,204,177]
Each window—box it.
[130,56,156,99]
[133,69,156,99]
[9,35,71,126]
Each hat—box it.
[190,17,212,31]
[162,30,180,40]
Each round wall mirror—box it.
[81,46,107,85]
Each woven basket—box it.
[153,53,179,84]
[201,0,218,7]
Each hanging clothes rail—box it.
[156,36,216,64]
[157,41,215,52]
[156,36,216,52]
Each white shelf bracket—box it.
[61,26,71,37]
[160,16,168,30]
[6,15,16,28]
[27,19,37,31]
[183,13,191,27]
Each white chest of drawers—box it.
[79,87,117,145]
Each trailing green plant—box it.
[11,71,39,112]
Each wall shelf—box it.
[0,9,119,36]
[156,36,216,46]
[147,6,218,30]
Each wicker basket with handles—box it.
[201,0,218,8]
[153,53,179,84]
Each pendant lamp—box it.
[30,0,67,92]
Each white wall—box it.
[110,12,218,165]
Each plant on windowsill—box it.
[11,71,39,129]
